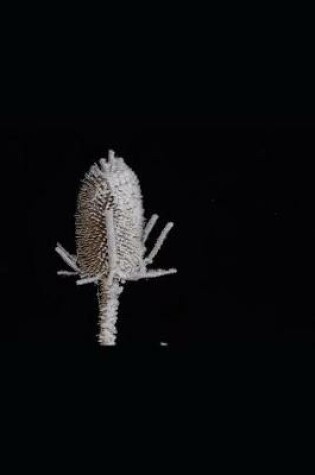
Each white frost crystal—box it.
[56,150,177,346]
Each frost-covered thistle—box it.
[55,150,177,345]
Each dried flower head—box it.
[56,150,177,345]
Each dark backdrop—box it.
[0,115,314,344]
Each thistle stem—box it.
[98,278,124,346]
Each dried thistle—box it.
[55,150,177,345]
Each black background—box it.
[0,115,314,344]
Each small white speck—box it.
[160,342,168,347]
